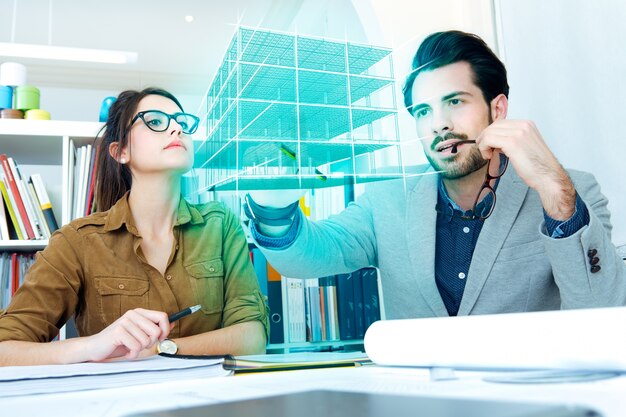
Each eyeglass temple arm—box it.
[451,139,477,154]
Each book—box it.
[336,272,356,340]
[250,247,268,296]
[26,181,50,238]
[286,277,306,343]
[267,262,284,344]
[0,355,230,398]
[304,278,322,342]
[0,189,9,240]
[8,157,44,239]
[222,351,371,374]
[0,154,34,239]
[353,268,365,339]
[320,276,340,341]
[361,267,381,330]
[0,173,25,240]
[30,174,59,233]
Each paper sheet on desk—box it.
[364,306,626,371]
[0,355,230,397]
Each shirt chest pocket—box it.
[185,259,224,315]
[94,276,150,327]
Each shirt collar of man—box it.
[103,191,205,234]
[437,176,494,221]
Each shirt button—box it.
[458,272,466,279]
[591,265,601,273]
[588,249,598,258]
[166,275,172,280]
[463,227,470,234]
[590,257,600,265]
[209,267,215,273]
[118,284,125,290]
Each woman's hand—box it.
[83,308,172,362]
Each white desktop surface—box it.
[2,365,624,417]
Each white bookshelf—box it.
[0,119,103,251]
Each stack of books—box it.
[0,154,59,240]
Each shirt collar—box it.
[103,192,204,234]
[437,174,496,220]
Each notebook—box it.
[126,389,601,417]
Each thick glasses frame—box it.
[132,110,200,135]
[436,154,509,221]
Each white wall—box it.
[39,86,202,123]
[496,0,626,246]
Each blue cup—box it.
[0,85,13,110]
[99,96,116,122]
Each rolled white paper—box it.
[0,62,27,86]
[364,307,626,371]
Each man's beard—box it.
[425,112,494,180]
[424,131,488,180]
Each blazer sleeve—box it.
[541,170,626,308]
[254,192,378,279]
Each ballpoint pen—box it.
[168,304,202,323]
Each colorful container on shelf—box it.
[25,109,51,120]
[0,109,24,119]
[0,85,12,109]
[14,86,40,111]
[0,62,27,86]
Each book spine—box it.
[324,275,340,341]
[318,277,327,341]
[266,262,284,344]
[362,267,381,331]
[85,146,98,215]
[286,277,306,343]
[0,173,26,240]
[26,182,50,238]
[0,155,35,239]
[30,174,59,233]
[305,278,322,342]
[336,272,356,340]
[251,248,268,296]
[353,269,365,339]
[0,194,8,240]
[9,158,43,239]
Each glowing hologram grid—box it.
[196,27,404,192]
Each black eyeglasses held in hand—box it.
[436,140,509,221]
[132,110,200,135]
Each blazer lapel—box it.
[457,168,529,315]
[406,171,449,317]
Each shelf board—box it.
[206,172,404,191]
[0,240,48,252]
[193,139,398,170]
[0,119,103,138]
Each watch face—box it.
[158,339,178,355]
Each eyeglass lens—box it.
[141,111,198,134]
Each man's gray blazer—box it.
[255,166,626,319]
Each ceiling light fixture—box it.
[0,42,138,64]
[185,15,194,23]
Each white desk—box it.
[3,366,625,417]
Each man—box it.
[245,30,626,319]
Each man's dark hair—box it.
[403,30,509,115]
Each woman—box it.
[0,88,268,365]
